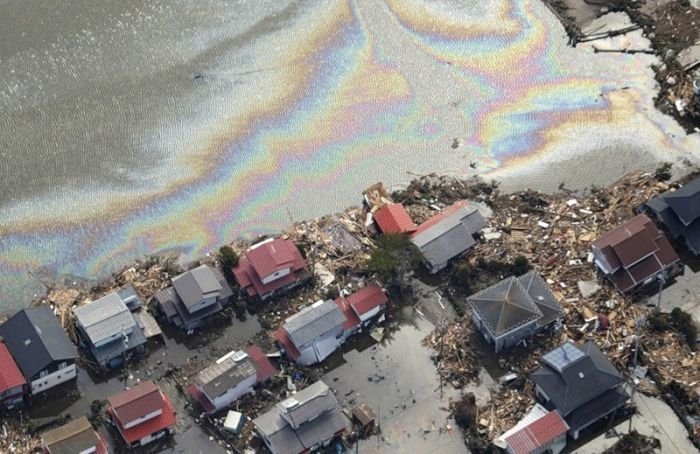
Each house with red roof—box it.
[107,381,176,448]
[186,345,277,414]
[335,285,388,338]
[233,237,309,300]
[373,203,417,234]
[0,342,26,409]
[592,214,680,293]
[495,403,568,454]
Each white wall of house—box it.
[31,363,76,394]
[261,268,291,285]
[295,332,342,366]
[78,446,97,454]
[123,408,162,429]
[358,306,383,324]
[207,373,257,412]
[188,297,218,314]
[137,427,173,447]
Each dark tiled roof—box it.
[0,307,77,379]
[373,203,417,234]
[644,177,700,254]
[531,341,624,416]
[565,386,629,432]
[663,177,700,226]
[593,215,679,292]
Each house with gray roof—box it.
[409,200,485,273]
[189,350,257,414]
[155,264,233,332]
[0,306,78,395]
[531,341,628,439]
[641,176,700,255]
[469,271,563,353]
[276,300,347,366]
[73,290,147,369]
[253,380,349,454]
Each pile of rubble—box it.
[424,321,483,387]
[420,171,699,442]
[0,419,40,453]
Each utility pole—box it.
[628,316,643,432]
[655,272,666,313]
[439,319,446,399]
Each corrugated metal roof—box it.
[195,353,256,398]
[41,417,99,454]
[505,410,568,454]
[246,345,277,382]
[246,238,300,279]
[0,342,25,393]
[374,203,417,234]
[74,293,136,345]
[345,285,388,317]
[173,265,223,309]
[283,300,346,347]
[111,392,176,444]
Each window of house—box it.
[39,370,48,378]
[57,362,67,369]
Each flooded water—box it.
[24,314,261,453]
[323,305,495,453]
[2,0,700,309]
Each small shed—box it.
[223,410,244,434]
[352,403,376,436]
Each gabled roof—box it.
[410,201,485,267]
[334,296,361,331]
[111,392,176,444]
[373,203,417,234]
[282,300,346,347]
[593,215,679,292]
[73,292,136,345]
[505,409,569,454]
[195,352,256,398]
[530,341,624,416]
[344,285,388,317]
[245,345,277,382]
[0,307,77,379]
[173,265,225,309]
[663,177,700,226]
[108,381,164,425]
[0,342,25,393]
[254,380,348,453]
[468,277,543,337]
[276,329,301,360]
[42,417,99,454]
[411,200,485,239]
[247,238,305,279]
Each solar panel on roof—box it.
[542,342,585,373]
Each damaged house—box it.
[187,346,276,414]
[334,284,389,339]
[73,291,147,369]
[276,299,346,366]
[591,214,680,294]
[373,200,485,273]
[641,176,700,255]
[468,271,564,353]
[155,264,233,331]
[233,237,309,301]
[531,341,629,440]
[253,380,349,454]
[41,416,109,454]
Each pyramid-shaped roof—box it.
[468,277,543,337]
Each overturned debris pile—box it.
[0,419,41,453]
[424,321,482,387]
